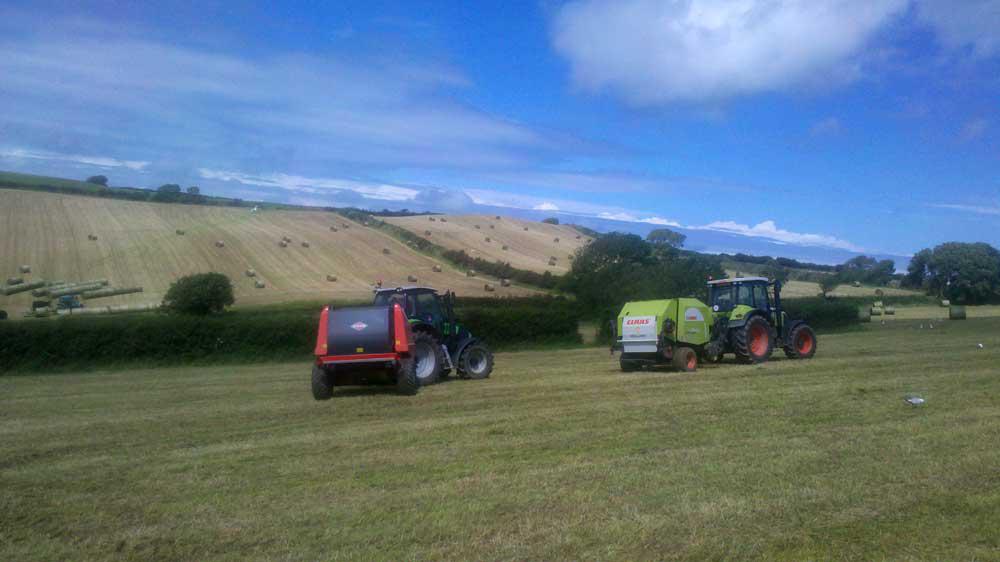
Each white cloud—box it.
[691,220,863,251]
[198,169,420,201]
[533,202,561,211]
[916,0,1000,57]
[0,147,149,170]
[929,203,1000,216]
[552,0,908,104]
[809,117,844,137]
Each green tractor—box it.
[613,277,817,372]
[372,286,494,385]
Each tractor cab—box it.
[707,276,780,324]
[373,286,455,335]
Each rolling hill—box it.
[0,189,543,316]
[384,214,593,274]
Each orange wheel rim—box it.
[686,353,696,370]
[750,324,768,356]
[797,332,813,354]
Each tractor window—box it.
[736,285,753,307]
[710,286,733,310]
[753,285,770,309]
[413,292,441,323]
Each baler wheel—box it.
[783,324,817,359]
[412,331,444,386]
[311,365,334,401]
[672,346,698,372]
[619,357,639,372]
[395,358,420,395]
[734,316,773,364]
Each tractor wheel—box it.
[411,331,444,386]
[672,346,698,372]
[619,357,639,372]
[395,357,420,395]
[460,342,494,379]
[311,365,333,401]
[784,323,818,359]
[734,316,773,364]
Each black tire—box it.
[619,357,639,372]
[395,358,420,395]
[311,364,333,401]
[459,342,494,379]
[411,331,444,386]
[734,315,773,364]
[784,323,818,359]
[672,346,698,372]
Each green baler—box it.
[613,277,818,372]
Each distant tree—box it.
[763,263,789,284]
[920,242,1000,303]
[905,249,933,289]
[85,175,108,187]
[162,273,235,315]
[158,184,181,193]
[646,228,686,248]
[186,186,200,195]
[542,217,559,225]
[818,275,839,297]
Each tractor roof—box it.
[706,276,770,286]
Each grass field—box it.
[385,214,592,274]
[0,190,539,317]
[3,318,999,560]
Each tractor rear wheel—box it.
[460,342,494,379]
[734,316,773,364]
[395,358,420,395]
[784,323,817,359]
[311,365,333,401]
[672,346,698,372]
[412,331,444,386]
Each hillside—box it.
[0,190,538,316]
[384,214,593,274]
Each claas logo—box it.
[625,318,650,326]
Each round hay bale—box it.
[502,245,509,251]
[424,230,432,236]
[568,254,574,260]
[19,265,31,274]
[245,269,256,278]
[176,229,186,235]
[6,277,24,286]
[858,307,871,323]
[852,281,861,288]
[474,224,481,229]
[884,306,896,315]
[485,237,491,243]
[342,223,351,229]
[440,218,447,223]
[429,217,436,222]
[330,226,338,232]
[326,275,338,282]
[301,241,310,248]
[553,237,560,243]
[500,278,511,287]
[215,241,225,248]
[88,234,98,241]
[870,306,883,316]
[523,226,529,231]
[484,283,496,292]
[466,270,476,277]
[548,259,557,266]
[949,305,966,320]
[432,264,443,272]
[940,299,950,307]
[382,248,391,255]
[407,275,418,283]
[254,280,266,289]
[279,241,288,248]
[489,224,495,229]
[575,235,582,239]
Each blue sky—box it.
[1,0,999,263]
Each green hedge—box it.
[0,298,581,373]
[781,298,859,330]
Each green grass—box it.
[3,319,1000,560]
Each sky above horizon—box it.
[2,1,999,258]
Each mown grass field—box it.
[3,318,1000,560]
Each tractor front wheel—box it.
[672,347,698,372]
[460,342,494,379]
[784,323,818,359]
[734,316,773,364]
[311,365,333,401]
[412,331,444,386]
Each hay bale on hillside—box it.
[575,235,582,239]
[282,236,292,243]
[432,264,443,272]
[382,248,391,255]
[254,280,266,289]
[175,229,185,236]
[429,217,436,222]
[523,226,529,231]
[407,275,418,283]
[495,215,501,220]
[342,223,351,229]
[88,234,98,241]
[330,226,338,232]
[553,237,560,243]
[19,265,31,274]
[6,277,23,286]
[474,224,481,229]
[326,274,338,282]
[949,305,966,320]
[484,283,496,292]
[870,306,883,316]
[485,237,491,243]
[424,230,432,236]
[466,270,476,277]
[215,241,225,248]
[301,241,310,248]
[884,306,896,315]
[852,280,862,288]
[548,258,557,266]
[502,245,509,251]
[568,254,574,260]
[245,269,256,278]
[440,218,447,223]
[489,224,495,229]
[500,278,511,287]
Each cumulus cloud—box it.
[552,0,908,104]
[533,202,561,211]
[916,0,1000,57]
[929,202,1000,216]
[198,169,420,201]
[0,147,149,170]
[691,219,863,251]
